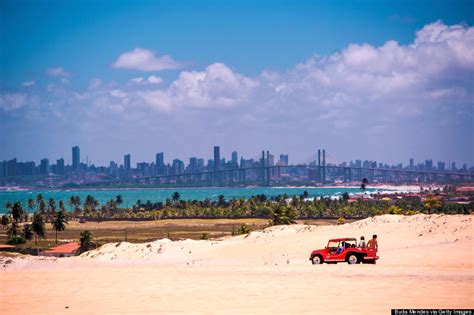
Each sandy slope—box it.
[1,214,473,314]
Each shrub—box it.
[405,210,420,216]
[337,217,345,225]
[200,232,209,240]
[388,206,403,215]
[6,236,26,245]
[236,224,252,235]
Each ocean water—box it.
[0,187,379,214]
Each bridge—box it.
[88,149,474,188]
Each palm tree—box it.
[31,213,46,245]
[270,205,296,226]
[7,221,19,238]
[5,202,12,215]
[116,195,123,207]
[48,198,56,213]
[217,195,226,207]
[39,199,46,216]
[361,177,369,190]
[171,192,181,205]
[36,194,44,213]
[22,224,34,241]
[59,200,66,212]
[1,215,9,230]
[69,196,76,212]
[51,211,68,244]
[11,202,24,223]
[79,230,93,252]
[28,198,35,213]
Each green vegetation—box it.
[6,235,26,245]
[31,213,46,245]
[236,224,252,235]
[51,210,68,244]
[0,190,472,248]
[79,230,94,253]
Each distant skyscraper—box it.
[189,157,198,173]
[124,154,131,178]
[155,152,164,175]
[279,154,289,165]
[56,158,65,175]
[231,151,238,164]
[72,146,80,170]
[197,158,205,171]
[6,158,17,177]
[156,152,164,167]
[409,158,414,170]
[172,159,184,175]
[214,146,220,171]
[0,161,5,177]
[40,158,49,174]
[437,161,445,171]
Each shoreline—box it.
[0,183,424,193]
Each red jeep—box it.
[309,238,379,264]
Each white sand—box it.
[1,214,473,314]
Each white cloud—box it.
[22,81,36,87]
[148,75,163,84]
[46,67,71,77]
[0,93,28,111]
[138,63,258,111]
[129,76,162,85]
[112,48,186,71]
[130,77,144,84]
[110,89,127,98]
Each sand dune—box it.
[1,214,473,314]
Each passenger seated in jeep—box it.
[335,242,345,254]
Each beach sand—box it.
[1,214,473,314]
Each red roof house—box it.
[42,242,81,257]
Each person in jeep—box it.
[367,234,378,251]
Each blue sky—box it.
[1,0,473,166]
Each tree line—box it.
[2,190,471,246]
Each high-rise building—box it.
[279,154,289,166]
[0,161,5,177]
[72,146,80,170]
[156,152,164,167]
[56,158,65,175]
[155,152,165,175]
[437,161,445,172]
[109,161,118,176]
[451,162,457,171]
[124,154,131,178]
[231,151,238,164]
[197,158,205,171]
[172,159,184,175]
[40,158,49,174]
[409,158,414,170]
[214,146,220,171]
[6,159,17,177]
[189,157,198,173]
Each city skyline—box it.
[2,144,471,173]
[1,1,473,166]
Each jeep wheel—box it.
[312,255,322,265]
[347,254,358,264]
